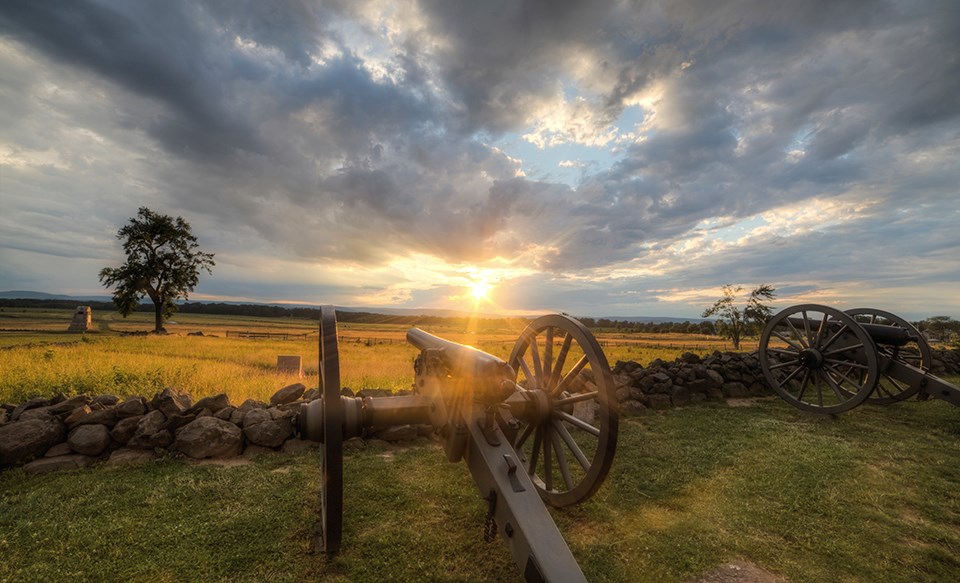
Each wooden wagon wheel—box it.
[759,304,880,415]
[845,308,932,404]
[318,305,343,553]
[507,314,618,507]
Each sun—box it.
[469,281,493,302]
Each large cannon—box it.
[758,304,959,414]
[296,307,619,582]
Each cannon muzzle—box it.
[406,327,516,385]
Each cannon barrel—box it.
[785,317,912,347]
[406,327,515,383]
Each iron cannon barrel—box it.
[785,317,911,347]
[406,327,515,382]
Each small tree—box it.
[99,207,215,333]
[701,284,776,350]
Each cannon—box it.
[296,307,619,582]
[758,304,959,415]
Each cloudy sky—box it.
[1,0,957,319]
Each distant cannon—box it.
[296,307,619,582]
[758,304,959,414]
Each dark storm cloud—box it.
[1,0,957,312]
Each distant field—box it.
[0,307,740,403]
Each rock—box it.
[723,382,749,398]
[64,406,92,425]
[680,352,701,364]
[242,408,272,428]
[127,410,169,449]
[46,395,93,416]
[174,417,243,459]
[68,424,111,456]
[229,409,246,425]
[44,442,73,457]
[243,416,294,447]
[704,369,725,388]
[269,407,297,421]
[110,416,143,445]
[19,408,56,422]
[188,393,231,414]
[196,408,212,418]
[238,399,267,412]
[671,386,692,407]
[706,387,725,400]
[116,396,147,418]
[106,448,156,466]
[271,383,306,405]
[127,429,173,450]
[690,392,707,404]
[615,386,632,402]
[151,387,193,417]
[302,388,319,401]
[91,394,120,408]
[373,424,419,442]
[11,397,50,422]
[0,409,7,425]
[67,406,119,429]
[23,454,97,475]
[163,413,198,433]
[281,438,318,454]
[647,394,672,410]
[214,406,236,421]
[620,400,647,416]
[0,419,67,466]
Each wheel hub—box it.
[798,348,824,369]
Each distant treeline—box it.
[0,298,723,335]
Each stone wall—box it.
[2,347,957,474]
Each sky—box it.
[0,0,958,320]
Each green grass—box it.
[2,399,959,582]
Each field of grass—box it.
[1,399,958,582]
[0,308,733,404]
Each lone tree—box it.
[701,284,776,350]
[99,207,215,333]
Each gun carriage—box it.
[758,304,959,414]
[296,307,619,582]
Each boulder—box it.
[11,397,49,422]
[23,454,97,475]
[242,408,272,428]
[91,394,120,408]
[46,395,93,416]
[66,407,119,429]
[151,387,193,417]
[723,382,749,398]
[214,406,236,421]
[704,369,725,388]
[110,416,143,445]
[269,407,297,421]
[670,386,692,407]
[44,442,72,457]
[0,419,66,466]
[647,394,672,410]
[281,438,318,454]
[163,413,198,433]
[19,408,56,422]
[127,410,171,449]
[270,383,306,405]
[68,424,111,456]
[243,416,294,448]
[116,396,147,418]
[302,388,320,401]
[174,417,243,459]
[0,409,7,425]
[238,399,267,412]
[188,393,231,414]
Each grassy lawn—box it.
[2,399,958,582]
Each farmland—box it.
[0,307,742,404]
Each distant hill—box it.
[0,290,708,323]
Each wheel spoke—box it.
[554,391,599,406]
[824,358,869,370]
[550,428,574,491]
[543,424,553,491]
[821,369,848,401]
[515,422,534,450]
[555,410,601,437]
[529,336,543,387]
[796,369,811,401]
[552,419,590,471]
[552,334,573,387]
[527,426,543,475]
[801,311,813,347]
[779,364,805,385]
[543,327,554,390]
[785,318,808,349]
[517,356,534,386]
[822,343,864,358]
[820,324,850,352]
[553,355,589,396]
[769,360,798,370]
[814,313,830,347]
[824,364,864,389]
[773,330,805,352]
